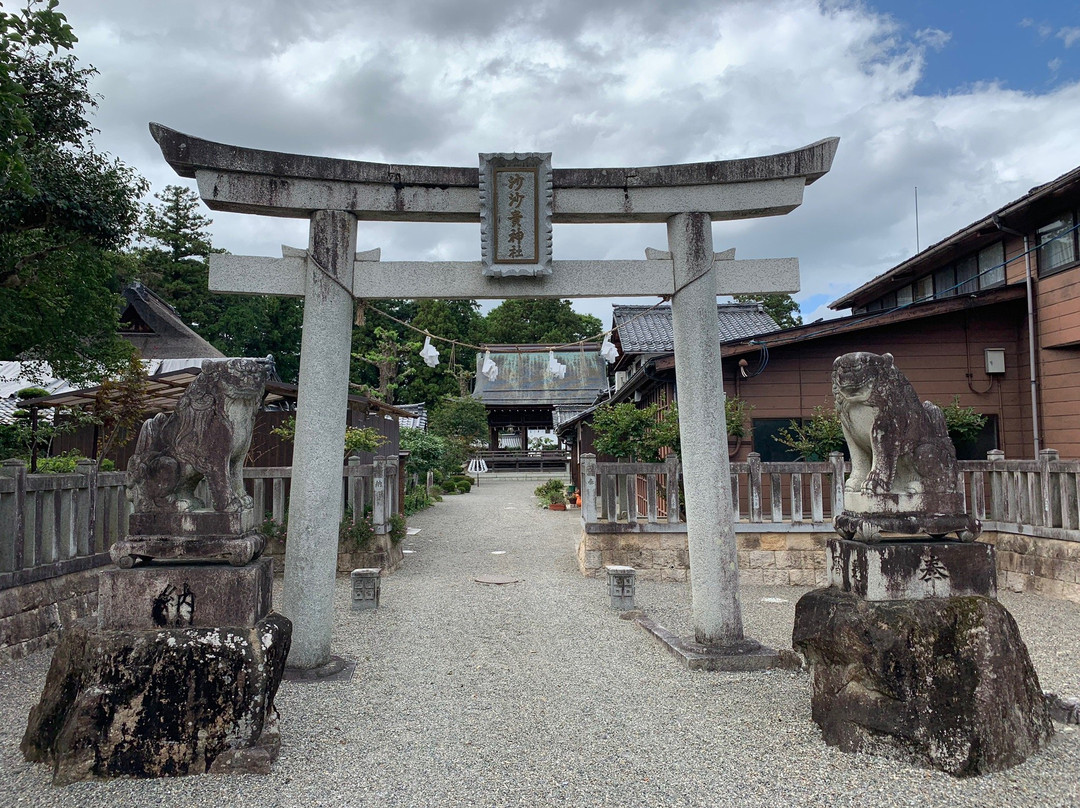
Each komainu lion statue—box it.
[127,357,274,515]
[832,352,979,542]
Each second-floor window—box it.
[1037,211,1079,277]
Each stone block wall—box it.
[0,569,99,663]
[578,528,1080,603]
[982,531,1080,604]
[577,530,830,585]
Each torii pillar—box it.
[150,123,838,670]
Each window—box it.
[915,275,934,302]
[978,242,1005,288]
[955,255,978,294]
[896,284,913,306]
[934,265,956,298]
[751,419,803,462]
[1037,212,1078,276]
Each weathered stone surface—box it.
[98,557,273,630]
[826,538,996,600]
[832,352,979,542]
[126,356,273,533]
[21,612,290,784]
[110,531,265,568]
[793,588,1052,776]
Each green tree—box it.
[349,300,417,400]
[428,396,489,445]
[483,299,602,344]
[133,185,305,382]
[592,402,679,463]
[733,293,802,330]
[399,299,484,406]
[0,1,146,384]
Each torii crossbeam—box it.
[152,124,838,670]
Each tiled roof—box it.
[472,346,609,407]
[612,304,779,354]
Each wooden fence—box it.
[0,458,126,589]
[0,456,400,591]
[581,450,1080,543]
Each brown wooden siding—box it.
[726,300,1030,459]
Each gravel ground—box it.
[1,477,1078,808]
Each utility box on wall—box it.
[985,348,1006,375]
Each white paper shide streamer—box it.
[547,350,567,379]
[481,350,499,382]
[419,336,440,368]
[600,336,619,364]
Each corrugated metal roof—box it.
[612,303,779,353]
[472,346,609,407]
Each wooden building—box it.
[472,344,609,449]
[559,160,1080,471]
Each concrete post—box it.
[667,212,744,646]
[282,210,357,670]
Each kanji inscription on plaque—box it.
[479,152,552,277]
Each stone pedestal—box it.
[98,557,273,630]
[826,538,996,601]
[21,613,291,785]
[793,588,1052,776]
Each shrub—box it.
[260,513,288,544]
[534,479,566,507]
[940,397,988,449]
[773,406,847,461]
[339,506,376,551]
[388,513,407,545]
[34,450,115,473]
[404,486,434,515]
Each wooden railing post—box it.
[581,454,598,524]
[747,452,762,523]
[75,458,96,558]
[347,456,362,525]
[1,459,26,573]
[829,451,846,518]
[987,449,1005,522]
[664,453,680,524]
[1040,449,1059,529]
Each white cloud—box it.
[1059,26,1080,48]
[54,0,1080,328]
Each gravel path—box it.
[1,478,1079,807]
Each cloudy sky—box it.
[58,0,1080,326]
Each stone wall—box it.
[577,530,829,585]
[0,569,99,663]
[2,537,405,666]
[578,529,1080,602]
[982,531,1080,604]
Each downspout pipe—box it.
[994,215,1040,456]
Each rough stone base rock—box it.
[21,612,291,784]
[793,588,1052,776]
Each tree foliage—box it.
[483,299,602,344]
[773,405,847,461]
[0,1,146,384]
[131,185,305,382]
[428,395,488,444]
[733,293,802,330]
[592,402,680,462]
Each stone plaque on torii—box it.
[151,124,838,671]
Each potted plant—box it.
[548,490,568,511]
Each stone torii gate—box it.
[151,124,838,671]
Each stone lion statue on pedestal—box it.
[831,352,979,542]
